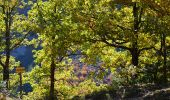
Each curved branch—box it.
[139,46,155,53]
[102,39,131,50]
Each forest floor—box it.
[1,83,170,100]
[86,83,170,100]
[116,83,170,100]
[0,90,19,100]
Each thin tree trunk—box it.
[49,58,55,100]
[49,35,57,100]
[162,33,167,83]
[153,63,158,84]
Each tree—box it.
[72,0,157,67]
[154,13,170,84]
[0,0,31,88]
[28,0,80,99]
[144,0,170,83]
[154,0,170,84]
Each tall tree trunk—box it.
[4,30,10,88]
[131,2,140,66]
[49,35,57,100]
[49,58,55,100]
[162,33,167,83]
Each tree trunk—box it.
[3,66,9,88]
[3,9,11,89]
[49,58,56,100]
[131,2,140,67]
[153,64,158,84]
[49,35,57,100]
[4,31,10,88]
[131,48,139,66]
[162,33,167,83]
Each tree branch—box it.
[36,2,47,28]
[115,24,131,31]
[147,2,170,16]
[10,30,31,51]
[0,56,5,67]
[114,40,128,45]
[102,39,131,50]
[139,46,155,53]
[87,37,131,51]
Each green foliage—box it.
[23,65,113,100]
[0,56,20,73]
[0,0,32,50]
[0,0,170,99]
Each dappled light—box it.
[0,0,170,100]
